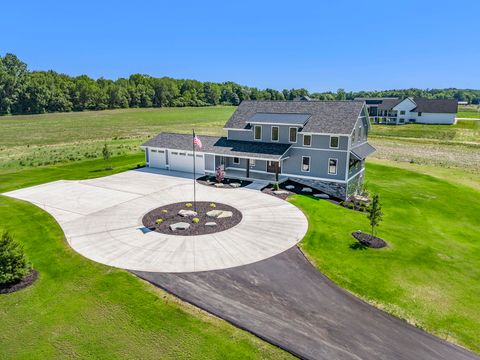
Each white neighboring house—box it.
[356,97,458,125]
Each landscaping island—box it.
[142,201,242,236]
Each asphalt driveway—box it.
[134,247,479,360]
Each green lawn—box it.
[293,162,480,353]
[0,107,231,170]
[458,111,480,119]
[0,157,292,359]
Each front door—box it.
[267,161,280,173]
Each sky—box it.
[2,0,479,92]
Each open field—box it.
[0,172,292,359]
[293,162,480,353]
[458,105,480,119]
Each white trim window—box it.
[301,156,310,172]
[303,134,312,147]
[328,158,338,175]
[233,157,240,164]
[330,136,339,149]
[271,126,279,142]
[250,159,256,167]
[289,127,297,143]
[254,125,262,140]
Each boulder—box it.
[178,209,197,217]
[285,185,295,190]
[230,183,241,188]
[314,193,330,199]
[273,190,289,195]
[205,222,217,227]
[207,210,233,219]
[170,222,190,231]
[214,183,224,188]
[207,210,223,218]
[301,187,312,193]
[217,211,233,219]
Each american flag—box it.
[193,133,202,149]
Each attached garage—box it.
[149,148,167,169]
[169,151,205,175]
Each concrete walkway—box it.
[4,168,307,272]
[134,247,479,360]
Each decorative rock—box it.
[230,183,241,188]
[205,222,217,227]
[178,209,197,217]
[207,210,223,218]
[314,193,330,199]
[169,222,190,231]
[207,210,233,219]
[214,183,224,188]
[217,211,233,219]
[273,190,289,195]
[285,185,295,190]
[301,187,312,193]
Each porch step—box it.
[245,180,270,191]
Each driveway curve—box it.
[134,247,479,360]
[4,168,307,272]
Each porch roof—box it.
[350,142,376,160]
[142,132,291,160]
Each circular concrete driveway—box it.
[5,169,308,272]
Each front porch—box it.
[224,168,287,183]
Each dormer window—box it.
[254,125,262,140]
[303,134,311,147]
[271,126,279,141]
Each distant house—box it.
[141,100,375,200]
[355,97,458,125]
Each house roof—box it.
[410,98,458,114]
[350,143,376,160]
[142,132,291,160]
[224,100,365,135]
[375,97,457,113]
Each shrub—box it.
[161,209,168,214]
[155,219,163,225]
[272,183,279,191]
[215,166,225,183]
[209,203,216,208]
[192,217,200,224]
[185,203,193,208]
[0,231,31,285]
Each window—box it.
[418,112,422,116]
[399,118,405,123]
[328,158,338,175]
[352,128,357,143]
[250,159,255,167]
[400,110,406,115]
[271,126,279,141]
[303,134,311,146]
[233,157,240,164]
[254,125,262,140]
[301,156,310,172]
[330,136,339,148]
[159,150,165,153]
[289,127,297,142]
[172,152,178,155]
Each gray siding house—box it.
[141,100,375,200]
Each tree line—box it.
[1,53,479,115]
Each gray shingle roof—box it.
[377,98,403,110]
[224,100,365,135]
[142,132,291,160]
[351,143,376,160]
[411,98,458,114]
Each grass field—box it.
[458,105,480,119]
[293,163,480,353]
[0,158,292,359]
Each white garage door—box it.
[169,151,205,175]
[149,148,166,169]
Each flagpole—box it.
[193,129,196,212]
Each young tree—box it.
[367,194,383,237]
[0,231,30,285]
[102,143,111,169]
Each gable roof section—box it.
[142,132,291,160]
[377,98,403,110]
[411,98,458,113]
[224,100,365,135]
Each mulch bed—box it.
[0,269,38,294]
[197,175,252,189]
[262,180,340,202]
[352,231,387,248]
[142,201,242,236]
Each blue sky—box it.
[2,0,479,92]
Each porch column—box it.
[246,159,250,178]
[275,161,279,182]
